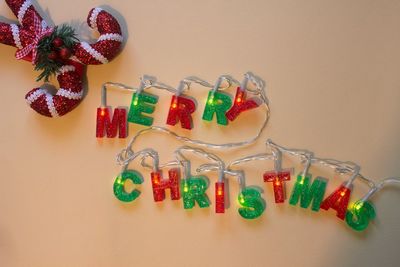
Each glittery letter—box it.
[238,187,266,219]
[215,182,225,213]
[113,170,143,202]
[226,87,259,121]
[96,107,127,138]
[289,174,327,211]
[166,95,196,129]
[128,92,158,126]
[181,176,210,209]
[320,184,352,220]
[345,201,376,231]
[202,91,232,125]
[263,170,291,203]
[151,169,181,202]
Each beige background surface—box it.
[1,0,400,266]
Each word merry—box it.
[96,86,260,138]
[113,168,375,232]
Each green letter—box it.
[289,174,327,211]
[345,201,376,231]
[202,91,232,125]
[238,187,266,219]
[128,92,158,126]
[113,170,143,202]
[181,176,210,209]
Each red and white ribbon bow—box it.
[15,14,53,64]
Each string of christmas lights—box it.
[113,132,400,231]
[103,72,398,232]
[96,72,270,148]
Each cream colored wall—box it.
[1,0,399,266]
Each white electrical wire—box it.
[300,153,313,178]
[101,75,165,107]
[137,144,244,185]
[101,82,138,107]
[197,164,246,189]
[266,139,378,189]
[138,145,229,183]
[101,74,242,107]
[361,177,400,202]
[149,74,236,95]
[226,151,289,190]
[117,148,160,172]
[228,153,275,168]
[184,75,239,91]
[174,146,225,181]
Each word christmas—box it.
[96,73,268,138]
[113,136,400,232]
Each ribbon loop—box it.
[15,14,53,64]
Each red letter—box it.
[320,184,352,220]
[151,169,181,202]
[215,182,225,213]
[166,95,196,129]
[226,87,259,121]
[263,170,291,203]
[96,107,127,138]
